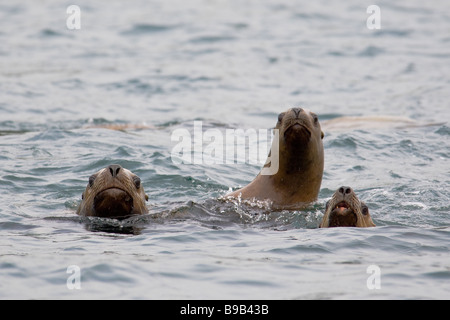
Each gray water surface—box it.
[0,0,449,299]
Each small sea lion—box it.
[320,186,375,228]
[85,123,154,131]
[226,107,325,209]
[77,164,149,219]
[321,116,445,132]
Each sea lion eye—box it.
[88,175,96,187]
[313,114,319,124]
[133,176,141,189]
[278,112,285,122]
[361,204,369,215]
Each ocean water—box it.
[0,0,449,300]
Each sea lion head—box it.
[276,107,324,148]
[77,165,149,219]
[273,107,324,187]
[320,186,375,228]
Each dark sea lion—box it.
[320,186,375,228]
[226,107,325,209]
[77,164,149,219]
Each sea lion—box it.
[77,164,149,219]
[84,123,154,131]
[320,186,375,228]
[321,116,445,132]
[226,107,324,209]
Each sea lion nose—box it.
[292,108,303,118]
[108,164,122,178]
[339,186,353,195]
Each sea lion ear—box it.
[321,131,324,139]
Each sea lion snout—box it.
[292,107,303,118]
[338,186,353,195]
[108,164,122,178]
[282,108,317,145]
[94,188,134,219]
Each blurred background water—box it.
[0,0,449,299]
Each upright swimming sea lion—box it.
[320,186,375,228]
[226,107,325,209]
[77,165,149,219]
